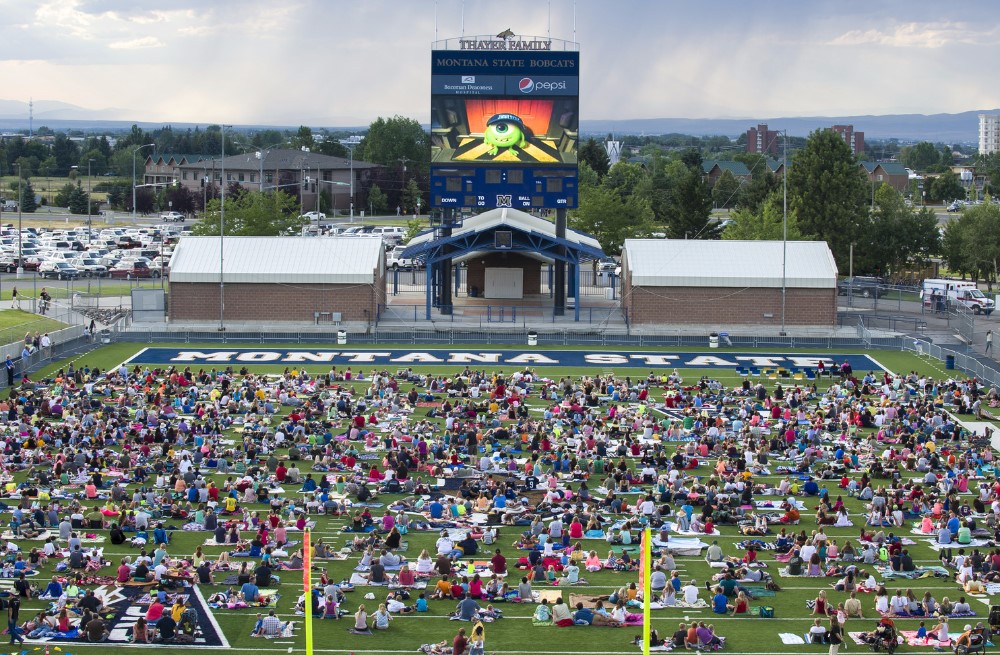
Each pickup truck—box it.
[387,246,422,270]
[837,276,883,299]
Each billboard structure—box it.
[430,36,579,210]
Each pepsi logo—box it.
[518,78,534,93]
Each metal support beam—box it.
[425,261,433,320]
[573,260,580,322]
[439,208,453,314]
[554,209,567,316]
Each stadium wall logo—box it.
[127,348,885,371]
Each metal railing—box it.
[904,339,1000,388]
[114,326,907,350]
[375,303,625,327]
[386,266,621,299]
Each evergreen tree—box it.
[787,129,868,270]
[68,182,89,214]
[20,179,37,212]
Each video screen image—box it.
[431,97,578,165]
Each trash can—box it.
[337,330,347,345]
[709,332,719,349]
[100,329,111,344]
[945,354,955,369]
[527,330,538,347]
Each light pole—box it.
[219,125,231,332]
[15,162,22,276]
[780,129,787,336]
[339,139,358,220]
[87,158,94,243]
[132,143,155,220]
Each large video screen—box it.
[430,49,579,209]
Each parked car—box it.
[386,246,422,270]
[596,257,618,272]
[38,261,81,280]
[301,211,326,222]
[159,211,185,222]
[837,276,883,298]
[109,260,160,278]
[371,226,407,245]
[0,257,39,273]
[73,258,108,277]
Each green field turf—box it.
[2,343,992,655]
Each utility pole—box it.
[219,125,230,332]
[87,158,94,244]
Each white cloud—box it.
[108,36,164,50]
[830,22,1000,48]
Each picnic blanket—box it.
[568,593,608,609]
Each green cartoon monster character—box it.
[483,113,528,156]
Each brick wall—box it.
[624,285,836,326]
[466,253,542,295]
[169,277,381,323]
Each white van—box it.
[923,278,995,315]
[370,226,407,245]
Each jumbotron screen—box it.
[430,48,579,209]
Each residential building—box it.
[980,114,1000,155]
[746,124,779,155]
[860,161,908,193]
[144,154,214,187]
[701,160,752,186]
[832,125,864,156]
[172,149,380,213]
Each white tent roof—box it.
[168,236,383,284]
[406,207,602,252]
[622,239,838,288]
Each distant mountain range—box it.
[0,99,992,143]
[578,111,994,143]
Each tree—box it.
[579,138,610,178]
[359,116,430,176]
[899,141,941,171]
[68,182,89,215]
[710,169,742,209]
[400,178,423,214]
[20,179,37,212]
[570,184,655,254]
[942,203,1000,288]
[928,172,964,203]
[292,126,314,150]
[787,129,869,271]
[722,192,801,241]
[865,183,940,275]
[367,184,388,215]
[164,185,197,215]
[54,182,76,208]
[737,169,780,214]
[664,167,718,239]
[192,190,304,236]
[602,161,647,200]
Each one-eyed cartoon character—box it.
[483,113,529,155]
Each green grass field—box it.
[2,343,991,655]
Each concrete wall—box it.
[624,284,836,326]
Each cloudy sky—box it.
[1,0,999,126]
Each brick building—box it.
[621,239,838,326]
[746,124,779,155]
[832,125,864,156]
[167,237,384,324]
[160,149,380,213]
